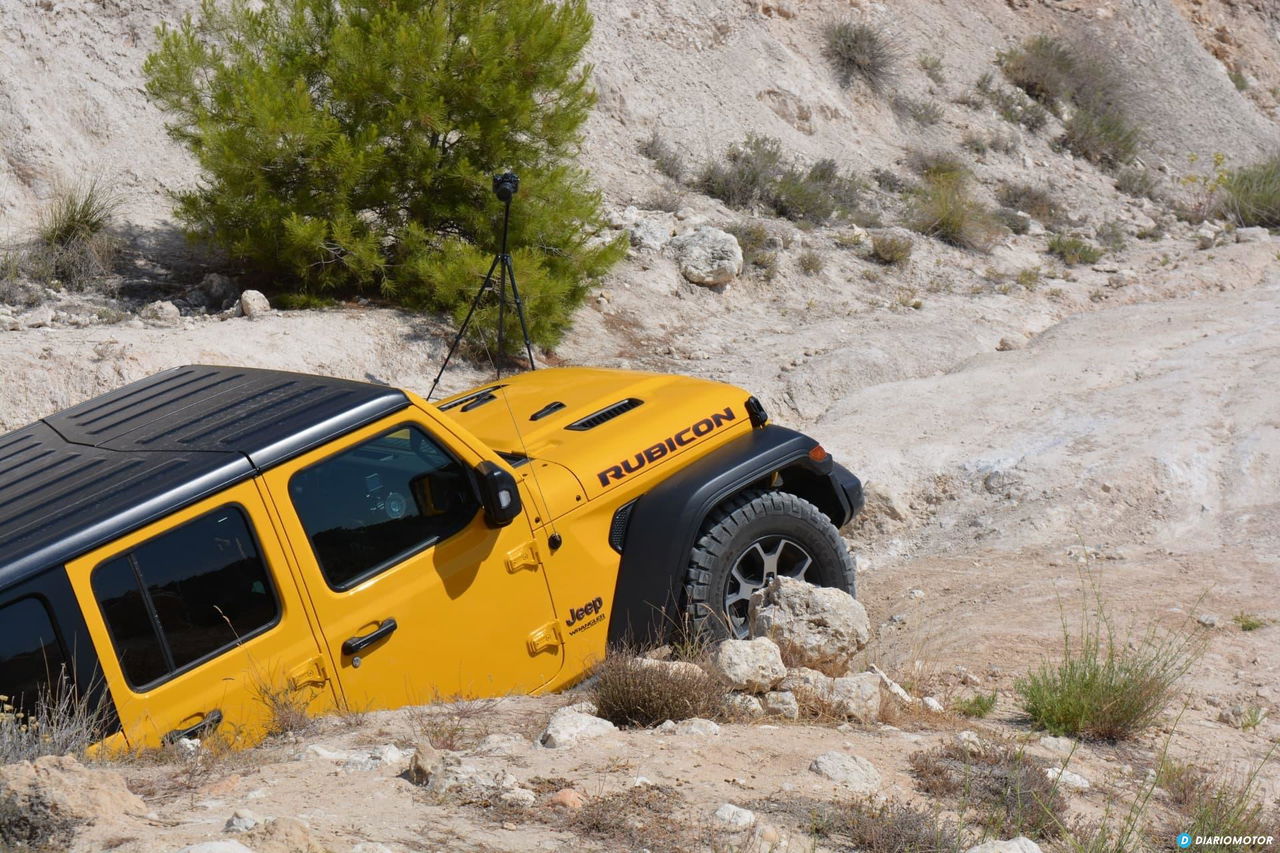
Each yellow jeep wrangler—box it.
[0,364,862,749]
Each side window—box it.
[0,597,69,715]
[91,506,279,690]
[288,425,479,589]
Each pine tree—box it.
[145,0,623,348]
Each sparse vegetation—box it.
[871,233,914,265]
[589,654,726,728]
[639,133,685,182]
[1015,597,1204,740]
[1116,166,1161,200]
[1233,612,1267,631]
[1095,220,1127,252]
[727,221,781,280]
[698,136,862,226]
[1219,154,1280,227]
[996,182,1061,225]
[910,741,1067,840]
[1047,234,1104,266]
[910,171,1004,252]
[892,95,944,126]
[919,54,945,85]
[1159,755,1279,852]
[0,682,110,765]
[906,149,968,184]
[798,249,825,275]
[404,694,500,751]
[837,799,969,852]
[250,676,313,737]
[0,791,82,852]
[1000,35,1141,168]
[822,20,898,93]
[953,692,997,718]
[1229,69,1249,92]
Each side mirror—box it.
[473,461,522,527]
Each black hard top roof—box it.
[0,365,408,588]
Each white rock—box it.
[868,664,915,705]
[566,701,598,716]
[923,696,944,713]
[1038,735,1075,755]
[141,300,181,327]
[954,730,985,755]
[1235,226,1271,243]
[827,672,881,722]
[629,218,671,251]
[351,845,396,853]
[908,588,925,600]
[223,808,260,833]
[539,707,617,748]
[762,690,800,720]
[1195,225,1219,249]
[20,305,56,328]
[749,577,869,675]
[965,838,1044,853]
[237,289,271,319]
[635,658,707,680]
[666,226,744,285]
[779,666,831,694]
[674,717,721,736]
[808,751,881,793]
[369,744,410,765]
[499,787,537,806]
[303,744,352,761]
[175,737,202,757]
[1197,613,1219,628]
[725,693,765,719]
[655,720,678,734]
[710,637,786,693]
[474,733,529,755]
[1045,767,1090,790]
[713,802,755,828]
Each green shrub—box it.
[953,691,997,718]
[1229,69,1249,92]
[1095,220,1127,252]
[996,182,1061,224]
[872,167,912,193]
[871,233,913,265]
[1062,107,1140,168]
[37,179,118,249]
[1015,608,1204,740]
[798,250,825,275]
[1233,612,1267,631]
[727,222,780,279]
[906,149,968,183]
[1115,166,1160,200]
[911,176,1004,251]
[145,0,623,349]
[1000,35,1076,108]
[699,139,860,226]
[30,179,122,289]
[822,21,898,93]
[996,208,1029,235]
[1047,234,1104,265]
[1219,154,1280,227]
[1167,762,1278,852]
[590,654,725,728]
[639,133,685,182]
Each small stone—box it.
[632,776,654,787]
[140,300,181,327]
[539,707,617,748]
[224,808,261,833]
[754,823,783,845]
[868,664,914,705]
[908,588,925,600]
[954,730,984,755]
[547,788,585,810]
[674,718,721,736]
[923,696,944,713]
[1235,226,1270,243]
[713,802,755,828]
[1108,269,1138,288]
[828,672,881,722]
[500,787,537,807]
[237,289,271,319]
[175,737,202,757]
[1038,735,1074,755]
[710,637,786,693]
[406,741,440,785]
[1195,226,1219,249]
[808,751,881,793]
[725,693,765,719]
[1197,613,1219,628]
[20,306,56,329]
[762,690,800,720]
[655,720,678,734]
[1045,767,1090,790]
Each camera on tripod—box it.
[492,172,519,202]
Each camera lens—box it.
[492,171,519,201]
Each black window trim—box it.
[90,501,283,694]
[287,421,481,593]
[0,593,72,709]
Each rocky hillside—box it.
[2,0,1280,851]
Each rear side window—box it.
[288,425,479,589]
[0,597,69,715]
[92,505,279,690]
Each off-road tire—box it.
[684,489,856,640]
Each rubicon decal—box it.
[596,407,736,487]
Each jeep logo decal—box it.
[596,407,736,487]
[566,596,605,635]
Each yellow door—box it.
[65,482,337,749]
[260,413,563,712]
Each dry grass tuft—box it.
[871,233,914,265]
[590,653,726,728]
[822,21,899,93]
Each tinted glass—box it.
[92,506,279,689]
[0,597,68,716]
[289,426,479,588]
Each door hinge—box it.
[287,656,328,690]
[506,541,541,574]
[526,621,563,656]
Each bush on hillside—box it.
[697,136,862,226]
[145,0,623,349]
[1219,154,1280,228]
[822,21,898,93]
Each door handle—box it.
[163,708,223,744]
[342,618,398,656]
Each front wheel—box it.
[684,489,856,640]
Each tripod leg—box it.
[504,254,537,372]
[426,253,502,401]
[496,254,507,379]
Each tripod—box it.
[427,172,537,401]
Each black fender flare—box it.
[605,424,863,646]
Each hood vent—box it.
[565,398,643,431]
